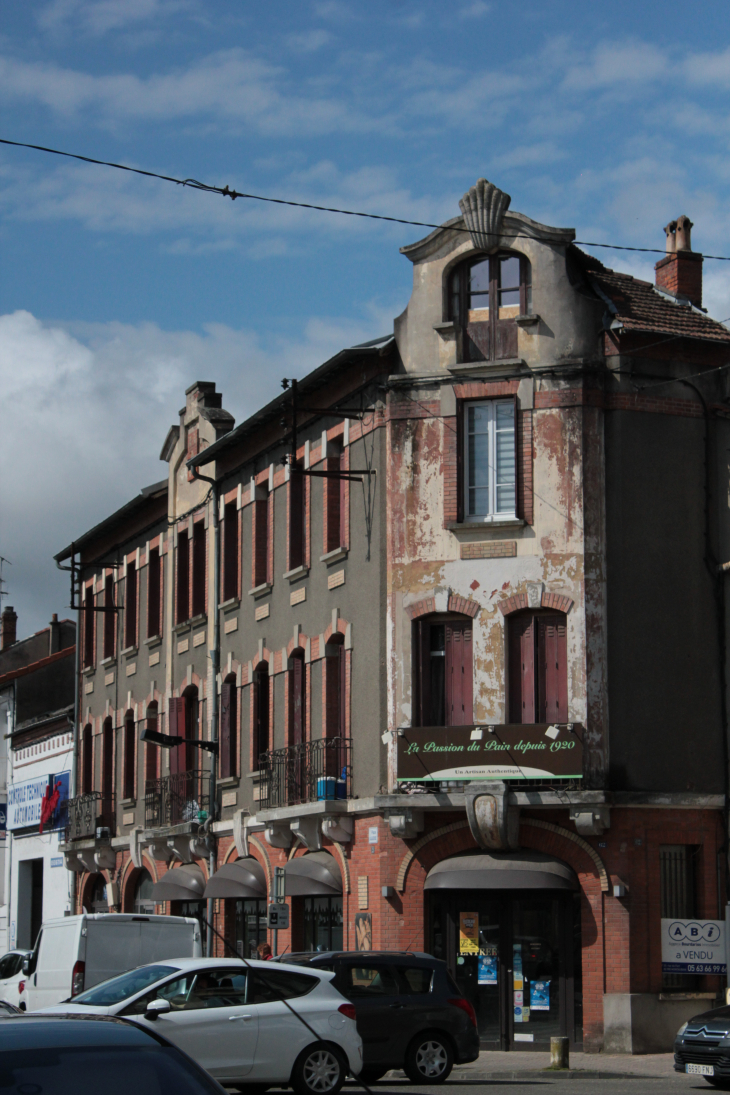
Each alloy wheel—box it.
[302,1049,342,1094]
[415,1040,448,1079]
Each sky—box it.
[3,0,730,635]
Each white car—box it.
[40,957,362,1095]
[0,950,31,1009]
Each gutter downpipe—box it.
[191,471,220,958]
[57,547,80,916]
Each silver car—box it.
[40,957,362,1095]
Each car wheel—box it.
[404,1033,453,1085]
[358,1069,386,1085]
[291,1044,347,1095]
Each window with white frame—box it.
[464,399,516,521]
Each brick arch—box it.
[498,591,574,616]
[406,595,480,621]
[79,869,111,913]
[174,670,205,698]
[396,816,608,894]
[286,633,311,658]
[323,616,350,645]
[121,860,158,912]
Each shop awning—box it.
[203,858,267,900]
[424,852,578,891]
[284,851,342,896]
[151,863,206,902]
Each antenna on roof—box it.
[0,556,11,615]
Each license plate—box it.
[686,1064,715,1076]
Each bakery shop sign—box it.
[397,724,583,782]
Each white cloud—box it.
[36,0,198,35]
[684,46,730,88]
[285,30,333,53]
[0,306,395,635]
[458,1,491,18]
[563,42,668,90]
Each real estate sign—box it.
[661,918,726,975]
[397,724,583,782]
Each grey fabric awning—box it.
[284,851,342,896]
[424,851,578,891]
[151,863,206,902]
[203,858,267,900]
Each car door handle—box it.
[229,1015,254,1021]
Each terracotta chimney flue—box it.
[655,214,702,307]
[1,606,18,651]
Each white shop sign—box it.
[661,918,726,975]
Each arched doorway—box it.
[85,874,108,914]
[132,869,155,914]
[426,851,582,1050]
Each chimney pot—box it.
[1,606,18,651]
[655,214,702,308]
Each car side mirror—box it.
[21,957,30,976]
[144,998,171,1021]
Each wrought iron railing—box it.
[65,792,116,841]
[258,737,352,810]
[145,770,209,828]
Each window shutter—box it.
[253,498,268,588]
[82,726,93,794]
[326,454,342,553]
[169,697,187,775]
[289,468,304,570]
[538,615,568,723]
[414,620,431,727]
[508,615,536,723]
[102,721,114,803]
[220,682,232,778]
[223,504,238,602]
[446,621,473,726]
[292,656,304,745]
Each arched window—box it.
[507,611,568,723]
[252,663,270,770]
[133,869,155,915]
[123,711,135,800]
[413,615,473,727]
[324,635,345,739]
[449,252,531,363]
[220,675,238,779]
[81,724,93,794]
[169,686,198,775]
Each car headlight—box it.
[676,1022,688,1039]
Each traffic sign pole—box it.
[270,866,286,956]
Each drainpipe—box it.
[57,548,80,916]
[190,472,220,957]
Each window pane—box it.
[495,403,516,514]
[398,967,433,994]
[76,965,178,1007]
[469,259,490,295]
[251,969,318,1003]
[499,256,520,290]
[467,404,491,516]
[342,965,401,996]
[429,625,446,726]
[468,427,490,488]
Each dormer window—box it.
[449,252,531,363]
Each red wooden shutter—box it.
[326,454,341,553]
[220,682,232,778]
[538,615,568,723]
[82,726,93,794]
[508,615,536,723]
[414,620,431,727]
[124,718,135,800]
[446,621,473,726]
[168,697,187,775]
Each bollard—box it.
[550,1036,570,1070]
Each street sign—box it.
[267,902,289,930]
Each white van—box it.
[22,913,202,1011]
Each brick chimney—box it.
[49,612,60,654]
[1,606,18,651]
[655,215,703,307]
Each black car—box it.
[0,1013,228,1095]
[280,950,480,1084]
[674,1005,730,1088]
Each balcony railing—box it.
[65,792,116,842]
[145,770,209,829]
[258,737,352,811]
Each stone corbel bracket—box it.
[290,816,322,851]
[465,781,520,850]
[265,823,293,850]
[322,816,353,844]
[387,809,424,841]
[166,835,192,862]
[93,845,116,871]
[569,805,610,837]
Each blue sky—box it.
[3,0,730,632]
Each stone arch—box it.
[498,591,574,616]
[121,863,155,913]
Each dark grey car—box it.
[674,1004,730,1088]
[280,950,480,1084]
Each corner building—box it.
[57,181,730,1054]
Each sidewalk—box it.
[385,1050,677,1082]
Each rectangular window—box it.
[465,400,515,521]
[222,502,239,603]
[508,613,568,723]
[252,666,270,769]
[661,845,699,989]
[324,449,346,554]
[289,465,305,571]
[220,679,237,779]
[103,574,116,659]
[124,562,137,649]
[191,522,206,618]
[147,547,161,639]
[176,529,190,623]
[252,496,269,588]
[123,718,135,800]
[324,644,346,738]
[414,618,473,727]
[83,584,95,669]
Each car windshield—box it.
[0,1045,223,1095]
[73,965,177,1006]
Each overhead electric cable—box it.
[4,136,730,260]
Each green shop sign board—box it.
[396,724,583,782]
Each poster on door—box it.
[478,952,498,984]
[459,912,480,954]
[530,980,550,1010]
[661,919,726,974]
